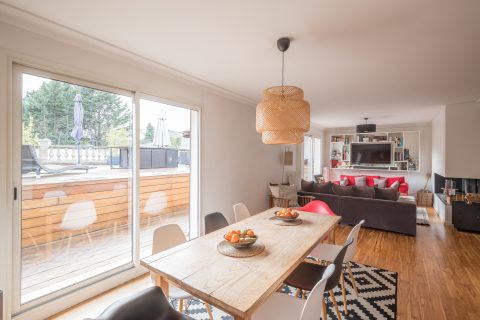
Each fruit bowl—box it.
[274,208,299,222]
[224,229,257,249]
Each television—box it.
[350,143,392,165]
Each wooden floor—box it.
[49,208,480,320]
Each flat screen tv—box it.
[351,143,392,165]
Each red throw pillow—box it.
[386,176,405,187]
[340,175,359,186]
[366,176,381,187]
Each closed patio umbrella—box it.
[70,93,84,164]
[153,116,170,147]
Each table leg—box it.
[153,272,169,297]
[234,316,251,320]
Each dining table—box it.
[140,207,341,320]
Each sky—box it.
[22,73,191,135]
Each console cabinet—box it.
[452,201,480,232]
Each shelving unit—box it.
[329,131,420,172]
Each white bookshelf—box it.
[329,131,420,172]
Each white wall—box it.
[324,123,432,195]
[0,19,284,319]
[445,101,480,179]
[431,106,446,181]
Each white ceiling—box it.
[3,0,480,127]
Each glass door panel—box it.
[18,72,134,304]
[138,99,193,258]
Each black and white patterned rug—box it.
[172,262,397,320]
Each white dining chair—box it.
[233,202,251,222]
[308,220,365,315]
[252,264,334,320]
[59,200,97,250]
[151,224,213,320]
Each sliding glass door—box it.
[12,65,199,315]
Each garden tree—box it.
[23,80,131,146]
[144,122,155,143]
[170,136,182,149]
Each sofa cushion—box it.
[373,178,387,188]
[332,184,354,197]
[301,179,314,192]
[390,180,400,189]
[386,176,405,187]
[374,187,400,201]
[354,176,367,187]
[366,175,381,187]
[353,186,375,198]
[312,182,333,194]
[340,175,358,186]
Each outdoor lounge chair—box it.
[22,144,91,177]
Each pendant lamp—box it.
[256,37,310,144]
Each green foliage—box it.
[170,136,182,149]
[22,117,38,145]
[106,127,130,147]
[23,80,131,146]
[144,122,155,143]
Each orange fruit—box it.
[246,230,255,237]
[225,234,232,241]
[236,229,241,234]
[231,234,240,243]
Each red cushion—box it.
[340,175,360,186]
[299,200,337,216]
[366,176,381,187]
[386,176,406,187]
[399,182,409,195]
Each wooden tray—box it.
[217,240,265,258]
[268,216,303,226]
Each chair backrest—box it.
[152,224,187,255]
[60,200,97,231]
[325,237,353,291]
[233,202,251,222]
[204,212,229,234]
[300,264,335,320]
[344,220,365,262]
[95,286,184,320]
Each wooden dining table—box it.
[141,207,341,320]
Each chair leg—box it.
[178,298,184,313]
[347,262,359,296]
[295,288,301,298]
[322,297,328,320]
[66,232,72,253]
[204,302,214,320]
[340,271,348,315]
[329,290,341,320]
[85,229,93,245]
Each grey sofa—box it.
[298,189,417,236]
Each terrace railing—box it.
[35,145,110,165]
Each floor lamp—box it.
[282,147,293,184]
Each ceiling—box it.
[3,0,480,128]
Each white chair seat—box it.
[169,284,192,300]
[252,292,304,320]
[309,243,342,262]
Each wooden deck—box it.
[20,170,190,303]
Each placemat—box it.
[268,216,303,226]
[217,241,265,258]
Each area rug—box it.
[416,207,430,225]
[172,262,398,320]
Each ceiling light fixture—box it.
[356,117,377,133]
[256,37,310,144]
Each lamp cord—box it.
[281,51,285,98]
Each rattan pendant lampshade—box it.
[256,38,310,144]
